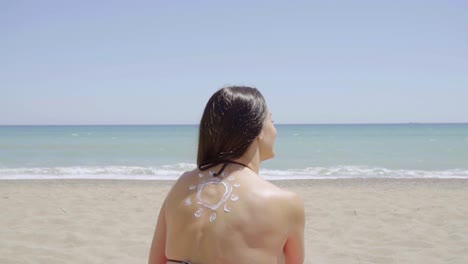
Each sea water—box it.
[0,124,467,180]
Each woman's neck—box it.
[233,142,261,175]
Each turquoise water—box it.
[1,124,467,179]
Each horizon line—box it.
[1,122,467,126]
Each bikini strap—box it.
[198,159,248,177]
[167,259,191,264]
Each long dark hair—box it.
[197,86,267,174]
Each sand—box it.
[1,179,467,264]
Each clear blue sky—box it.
[2,0,467,125]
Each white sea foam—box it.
[1,164,468,180]
[260,166,468,179]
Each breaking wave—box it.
[1,163,468,180]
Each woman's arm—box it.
[283,193,305,264]
[148,199,168,264]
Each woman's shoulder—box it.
[165,170,195,198]
[270,184,303,208]
[246,178,304,211]
[259,182,305,226]
[171,169,199,186]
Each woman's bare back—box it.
[162,165,304,264]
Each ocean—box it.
[1,124,467,180]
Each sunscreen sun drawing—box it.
[185,170,241,222]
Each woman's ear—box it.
[257,129,265,141]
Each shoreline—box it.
[1,178,467,263]
[2,177,468,185]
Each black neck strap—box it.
[198,159,248,177]
[167,259,191,264]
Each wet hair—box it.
[197,86,267,175]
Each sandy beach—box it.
[1,179,467,264]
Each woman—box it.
[148,86,305,264]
